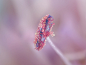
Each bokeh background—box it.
[0,0,86,65]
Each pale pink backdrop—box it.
[0,0,86,65]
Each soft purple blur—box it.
[0,0,86,65]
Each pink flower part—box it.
[34,14,55,51]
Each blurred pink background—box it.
[0,0,86,65]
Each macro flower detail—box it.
[34,14,55,51]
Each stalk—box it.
[47,37,72,65]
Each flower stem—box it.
[47,37,72,65]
